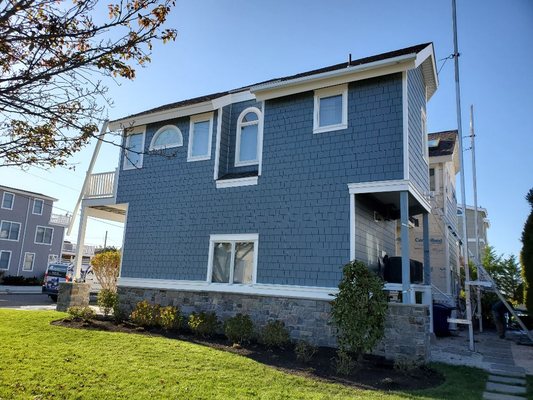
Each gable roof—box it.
[0,185,57,201]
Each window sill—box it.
[216,176,258,189]
[313,123,348,134]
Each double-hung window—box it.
[123,127,145,170]
[2,192,14,210]
[235,108,262,167]
[0,250,11,270]
[208,234,258,285]
[188,113,213,161]
[23,252,35,271]
[35,226,53,245]
[313,85,348,134]
[33,199,44,215]
[0,221,21,241]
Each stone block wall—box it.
[56,282,90,312]
[117,286,430,364]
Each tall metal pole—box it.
[452,0,474,350]
[470,105,483,333]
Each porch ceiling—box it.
[357,191,427,220]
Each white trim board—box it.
[216,176,258,189]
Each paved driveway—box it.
[0,293,56,310]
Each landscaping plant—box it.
[260,320,291,349]
[294,340,318,363]
[130,300,160,327]
[223,314,255,345]
[90,249,121,292]
[97,289,118,317]
[159,305,183,331]
[188,312,219,337]
[330,260,388,365]
[521,188,533,313]
[67,306,96,322]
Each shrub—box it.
[224,314,254,344]
[334,349,355,375]
[90,249,120,292]
[294,340,317,363]
[260,320,290,349]
[1,275,42,286]
[67,306,96,322]
[330,260,387,363]
[130,300,160,327]
[159,306,183,331]
[113,303,127,324]
[97,289,118,317]
[188,312,219,337]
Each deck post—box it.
[400,191,411,303]
[74,207,88,280]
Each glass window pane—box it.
[44,228,52,244]
[242,112,258,123]
[0,222,9,239]
[2,193,13,208]
[233,242,254,284]
[0,252,10,269]
[319,94,342,127]
[34,200,43,214]
[23,254,34,271]
[212,242,231,283]
[125,133,143,168]
[154,128,181,148]
[191,121,210,157]
[239,125,258,162]
[10,223,19,240]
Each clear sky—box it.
[1,0,532,259]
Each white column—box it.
[74,206,88,279]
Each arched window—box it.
[149,125,183,151]
[235,107,262,167]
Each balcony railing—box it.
[85,170,116,199]
[50,213,71,227]
[62,242,96,257]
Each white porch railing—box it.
[50,213,71,226]
[62,242,96,257]
[85,170,116,199]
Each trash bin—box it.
[433,303,453,337]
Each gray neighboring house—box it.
[0,185,70,278]
[458,205,490,263]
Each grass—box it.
[0,309,487,400]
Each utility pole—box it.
[452,0,474,350]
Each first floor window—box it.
[2,192,14,209]
[0,221,21,241]
[33,199,44,215]
[35,226,53,245]
[0,250,11,270]
[23,253,35,271]
[209,234,257,284]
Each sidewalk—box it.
[0,285,42,294]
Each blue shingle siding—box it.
[117,73,405,288]
[407,67,430,195]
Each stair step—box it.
[486,382,526,395]
[489,368,526,378]
[488,375,526,386]
[483,392,526,400]
[447,318,471,325]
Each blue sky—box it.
[2,0,532,259]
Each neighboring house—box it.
[458,205,490,263]
[0,185,70,278]
[404,131,461,305]
[72,43,438,354]
[61,241,96,265]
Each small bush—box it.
[67,306,96,322]
[188,312,219,337]
[294,340,317,363]
[113,303,127,323]
[159,306,183,331]
[1,275,42,286]
[260,320,290,349]
[334,349,355,375]
[224,314,254,344]
[97,289,118,317]
[130,300,160,327]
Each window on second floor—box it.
[313,85,348,134]
[0,250,11,270]
[1,192,14,210]
[187,113,213,162]
[33,199,44,215]
[235,108,262,167]
[0,221,20,241]
[429,168,435,191]
[35,226,53,245]
[123,128,145,170]
[150,125,183,151]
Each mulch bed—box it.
[52,317,444,391]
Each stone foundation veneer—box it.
[117,286,430,364]
[57,282,90,312]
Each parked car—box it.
[42,263,73,302]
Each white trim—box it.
[421,107,428,164]
[313,84,348,134]
[32,198,44,215]
[117,204,129,279]
[123,126,146,170]
[149,124,183,151]
[34,225,54,245]
[0,250,11,270]
[1,192,14,210]
[118,277,336,301]
[216,176,258,189]
[0,220,21,241]
[235,107,262,167]
[187,112,214,162]
[402,71,409,180]
[350,194,355,260]
[258,101,265,176]
[22,252,35,272]
[211,91,256,109]
[213,108,223,180]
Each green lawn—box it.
[0,309,486,399]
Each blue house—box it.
[72,43,438,361]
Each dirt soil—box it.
[52,317,444,391]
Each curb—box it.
[0,286,43,295]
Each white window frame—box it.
[32,198,44,215]
[207,233,258,285]
[235,107,263,167]
[313,84,348,134]
[0,220,21,241]
[421,107,428,164]
[149,124,183,151]
[48,254,58,264]
[34,225,54,245]
[187,112,213,162]
[0,250,11,270]
[22,252,35,272]
[123,126,146,170]
[1,192,14,210]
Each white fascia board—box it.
[118,277,337,301]
[414,43,438,101]
[211,90,255,109]
[109,101,214,131]
[251,55,416,101]
[215,176,258,189]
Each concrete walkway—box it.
[0,285,42,294]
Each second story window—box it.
[123,127,145,170]
[0,250,11,270]
[0,221,21,241]
[188,113,213,162]
[150,125,183,151]
[2,192,14,210]
[313,85,348,134]
[235,108,262,167]
[33,199,44,215]
[35,226,53,245]
[429,168,435,191]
